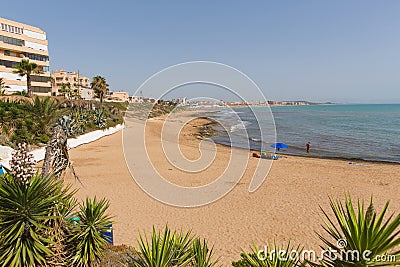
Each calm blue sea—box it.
[205,104,400,163]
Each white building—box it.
[0,17,51,95]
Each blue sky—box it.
[2,1,400,103]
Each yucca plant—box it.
[68,197,113,267]
[45,186,77,266]
[132,226,194,267]
[192,237,220,267]
[172,228,195,266]
[233,242,304,267]
[0,173,74,267]
[317,195,400,267]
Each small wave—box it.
[230,121,251,132]
[250,138,261,142]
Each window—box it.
[0,59,18,68]
[24,52,49,62]
[31,75,51,83]
[1,23,23,35]
[5,50,10,56]
[0,35,24,46]
[31,86,51,93]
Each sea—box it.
[204,104,400,163]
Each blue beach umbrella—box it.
[271,142,288,149]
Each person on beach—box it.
[306,142,311,153]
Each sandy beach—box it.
[64,112,400,265]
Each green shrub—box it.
[37,133,51,144]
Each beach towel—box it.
[261,152,280,160]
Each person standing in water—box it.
[306,142,311,153]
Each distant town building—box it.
[173,97,187,106]
[109,91,129,102]
[143,97,156,103]
[52,70,90,97]
[0,17,51,95]
[129,96,143,103]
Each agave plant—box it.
[132,226,194,267]
[192,237,220,267]
[70,110,90,133]
[317,195,400,267]
[57,115,80,136]
[93,109,107,128]
[232,242,304,267]
[68,197,113,267]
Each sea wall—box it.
[0,124,124,169]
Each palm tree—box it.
[23,96,64,136]
[91,76,109,107]
[13,59,43,97]
[59,82,72,97]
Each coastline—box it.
[192,110,400,165]
[64,110,400,264]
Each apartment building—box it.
[0,17,51,95]
[52,70,90,96]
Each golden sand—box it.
[65,113,400,265]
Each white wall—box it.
[25,41,47,51]
[24,29,46,41]
[0,72,27,81]
[0,124,124,169]
[81,88,94,100]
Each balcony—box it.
[0,53,49,67]
[31,81,51,87]
[0,42,48,56]
[0,30,48,46]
